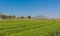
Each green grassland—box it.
[0,20,60,36]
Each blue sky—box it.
[0,0,60,18]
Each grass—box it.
[0,20,60,36]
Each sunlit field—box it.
[0,20,60,36]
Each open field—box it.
[0,20,60,36]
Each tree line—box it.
[0,14,31,19]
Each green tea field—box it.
[0,20,60,36]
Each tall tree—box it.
[27,16,31,19]
[8,15,13,19]
[12,15,16,19]
[21,16,24,19]
[1,15,7,19]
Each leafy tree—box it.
[8,15,13,19]
[21,16,24,19]
[12,15,16,19]
[1,15,7,19]
[27,16,31,19]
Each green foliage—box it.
[1,15,7,19]
[27,16,31,19]
[21,16,24,19]
[0,20,60,36]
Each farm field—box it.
[0,20,60,36]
